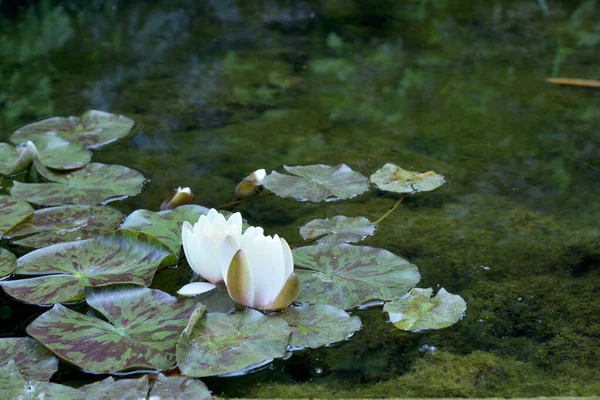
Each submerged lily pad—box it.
[271,304,362,349]
[0,195,34,236]
[177,308,292,377]
[0,230,175,305]
[0,249,17,278]
[0,142,36,175]
[0,361,80,399]
[293,244,420,310]
[262,164,369,202]
[120,205,210,254]
[6,205,123,248]
[370,163,446,194]
[11,110,135,150]
[0,337,58,381]
[11,161,146,205]
[383,287,467,331]
[299,215,376,244]
[27,286,202,373]
[149,374,212,399]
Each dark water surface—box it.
[1,0,599,397]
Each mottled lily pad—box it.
[120,205,210,254]
[370,163,445,194]
[0,337,58,381]
[5,205,123,248]
[0,195,34,236]
[383,287,467,332]
[27,286,203,373]
[299,215,376,244]
[79,376,149,399]
[33,135,92,170]
[262,164,369,202]
[0,249,17,278]
[0,230,176,305]
[293,244,420,310]
[149,374,212,399]
[0,361,80,398]
[271,304,362,349]
[11,161,146,205]
[177,308,292,377]
[11,110,135,150]
[0,142,36,175]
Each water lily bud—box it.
[160,187,194,210]
[234,168,267,199]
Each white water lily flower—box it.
[178,209,243,296]
[223,226,300,311]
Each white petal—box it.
[194,236,225,283]
[177,282,216,296]
[227,212,243,236]
[220,234,240,283]
[182,221,204,276]
[279,236,294,278]
[248,235,285,308]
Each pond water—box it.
[0,0,599,397]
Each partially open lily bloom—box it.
[223,226,300,311]
[160,186,194,210]
[234,168,267,199]
[177,209,243,296]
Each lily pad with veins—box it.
[0,249,16,279]
[262,164,369,202]
[27,286,203,373]
[293,244,420,310]
[0,337,58,381]
[0,195,34,236]
[370,163,445,194]
[299,215,376,244]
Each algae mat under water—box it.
[1,0,599,398]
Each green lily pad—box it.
[0,230,175,305]
[0,142,36,175]
[0,249,17,278]
[33,135,92,170]
[149,373,212,399]
[0,360,80,399]
[11,161,146,206]
[262,164,369,202]
[120,205,210,254]
[177,308,292,377]
[0,337,58,381]
[78,376,149,399]
[383,287,467,332]
[299,215,377,244]
[27,286,203,373]
[370,163,445,194]
[271,304,362,349]
[293,244,420,310]
[5,205,123,249]
[11,110,135,150]
[0,195,34,236]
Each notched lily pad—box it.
[27,286,203,373]
[383,287,467,331]
[271,304,362,349]
[0,195,34,236]
[262,164,369,202]
[6,205,123,248]
[0,337,58,381]
[177,308,292,377]
[293,244,420,310]
[0,360,80,399]
[0,249,17,278]
[120,205,210,254]
[299,215,376,244]
[11,160,146,205]
[0,142,36,175]
[11,110,135,150]
[149,373,212,399]
[0,230,176,305]
[370,163,445,194]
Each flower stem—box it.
[374,195,405,225]
[215,192,273,210]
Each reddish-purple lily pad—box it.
[177,308,292,377]
[5,205,123,248]
[27,286,203,373]
[0,195,34,236]
[149,374,212,399]
[11,110,135,150]
[293,244,421,310]
[262,164,370,202]
[0,230,176,305]
[0,337,58,381]
[11,161,146,206]
[299,215,377,244]
[0,361,80,399]
[0,249,17,278]
[78,375,149,399]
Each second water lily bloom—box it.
[178,209,243,296]
[224,226,300,311]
